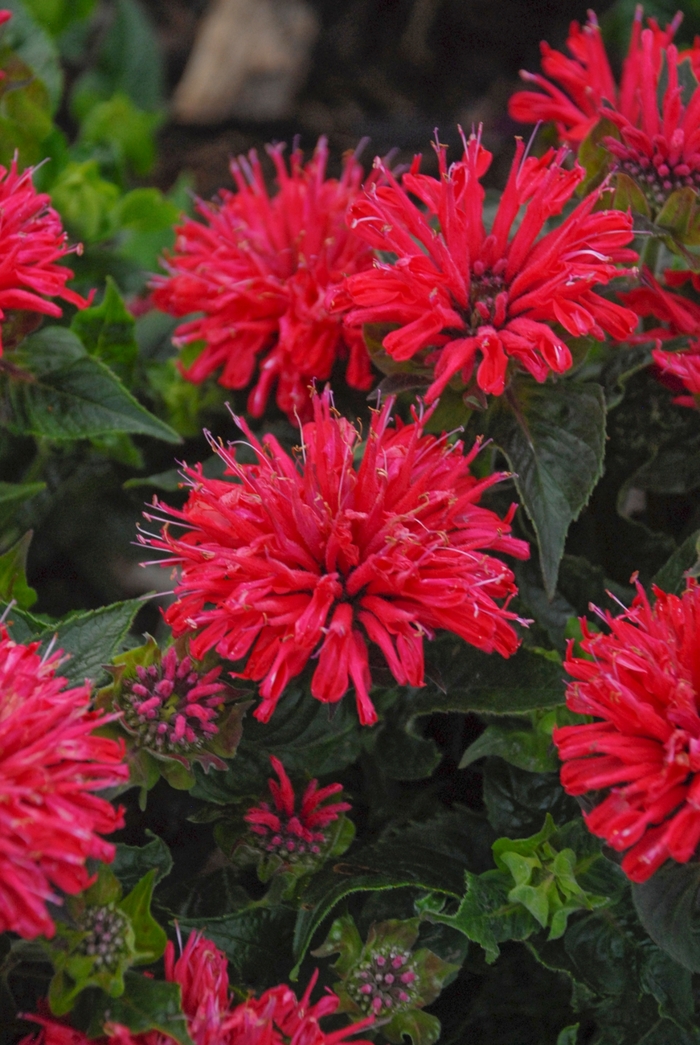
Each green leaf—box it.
[115,187,180,233]
[482,759,578,836]
[0,531,36,608]
[49,160,120,243]
[632,862,700,973]
[577,115,618,194]
[1,598,142,686]
[112,833,173,893]
[71,276,138,382]
[0,46,52,166]
[190,684,363,803]
[21,0,95,37]
[4,328,180,443]
[412,636,565,718]
[119,871,167,966]
[424,869,539,964]
[70,0,164,115]
[556,1026,579,1045]
[653,530,700,594]
[292,810,494,970]
[77,973,192,1045]
[174,904,297,990]
[384,1008,442,1045]
[79,93,161,176]
[3,0,63,111]
[0,481,45,532]
[484,377,606,597]
[459,717,559,774]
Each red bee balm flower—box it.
[554,582,700,883]
[140,389,529,725]
[21,931,373,1045]
[0,630,127,940]
[508,7,693,144]
[0,159,91,352]
[151,138,375,422]
[335,135,637,401]
[245,755,350,858]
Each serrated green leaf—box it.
[413,636,565,718]
[0,531,36,608]
[190,685,363,803]
[482,760,578,837]
[384,1007,443,1045]
[292,810,494,971]
[483,377,606,597]
[176,905,297,990]
[71,276,138,382]
[77,972,192,1044]
[4,327,180,443]
[6,598,142,686]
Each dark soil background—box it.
[143,0,619,196]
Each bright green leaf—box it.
[71,276,138,381]
[78,972,192,1045]
[0,531,36,608]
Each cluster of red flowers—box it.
[140,388,529,725]
[0,630,127,940]
[555,582,700,883]
[0,159,90,352]
[22,930,372,1045]
[511,6,700,405]
[245,755,350,858]
[151,138,375,422]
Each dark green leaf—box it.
[653,530,700,594]
[482,759,577,836]
[77,973,192,1044]
[0,531,36,608]
[292,810,495,969]
[413,636,565,718]
[176,905,297,990]
[4,328,180,443]
[113,833,173,893]
[632,861,700,973]
[70,0,163,115]
[0,481,45,532]
[71,276,138,382]
[2,599,142,686]
[484,378,606,597]
[190,685,363,803]
[556,1026,579,1045]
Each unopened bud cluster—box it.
[121,647,226,756]
[612,148,700,210]
[347,948,418,1017]
[77,904,129,973]
[252,806,325,860]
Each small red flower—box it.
[0,629,127,940]
[139,389,529,726]
[554,582,700,883]
[245,755,350,858]
[508,7,693,144]
[0,159,91,353]
[151,138,375,423]
[618,267,700,405]
[335,134,637,401]
[21,932,373,1045]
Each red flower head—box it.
[597,30,700,214]
[554,582,700,883]
[0,629,127,940]
[508,7,694,145]
[139,389,529,726]
[334,134,637,401]
[245,755,351,859]
[151,138,375,423]
[21,933,373,1045]
[0,159,91,353]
